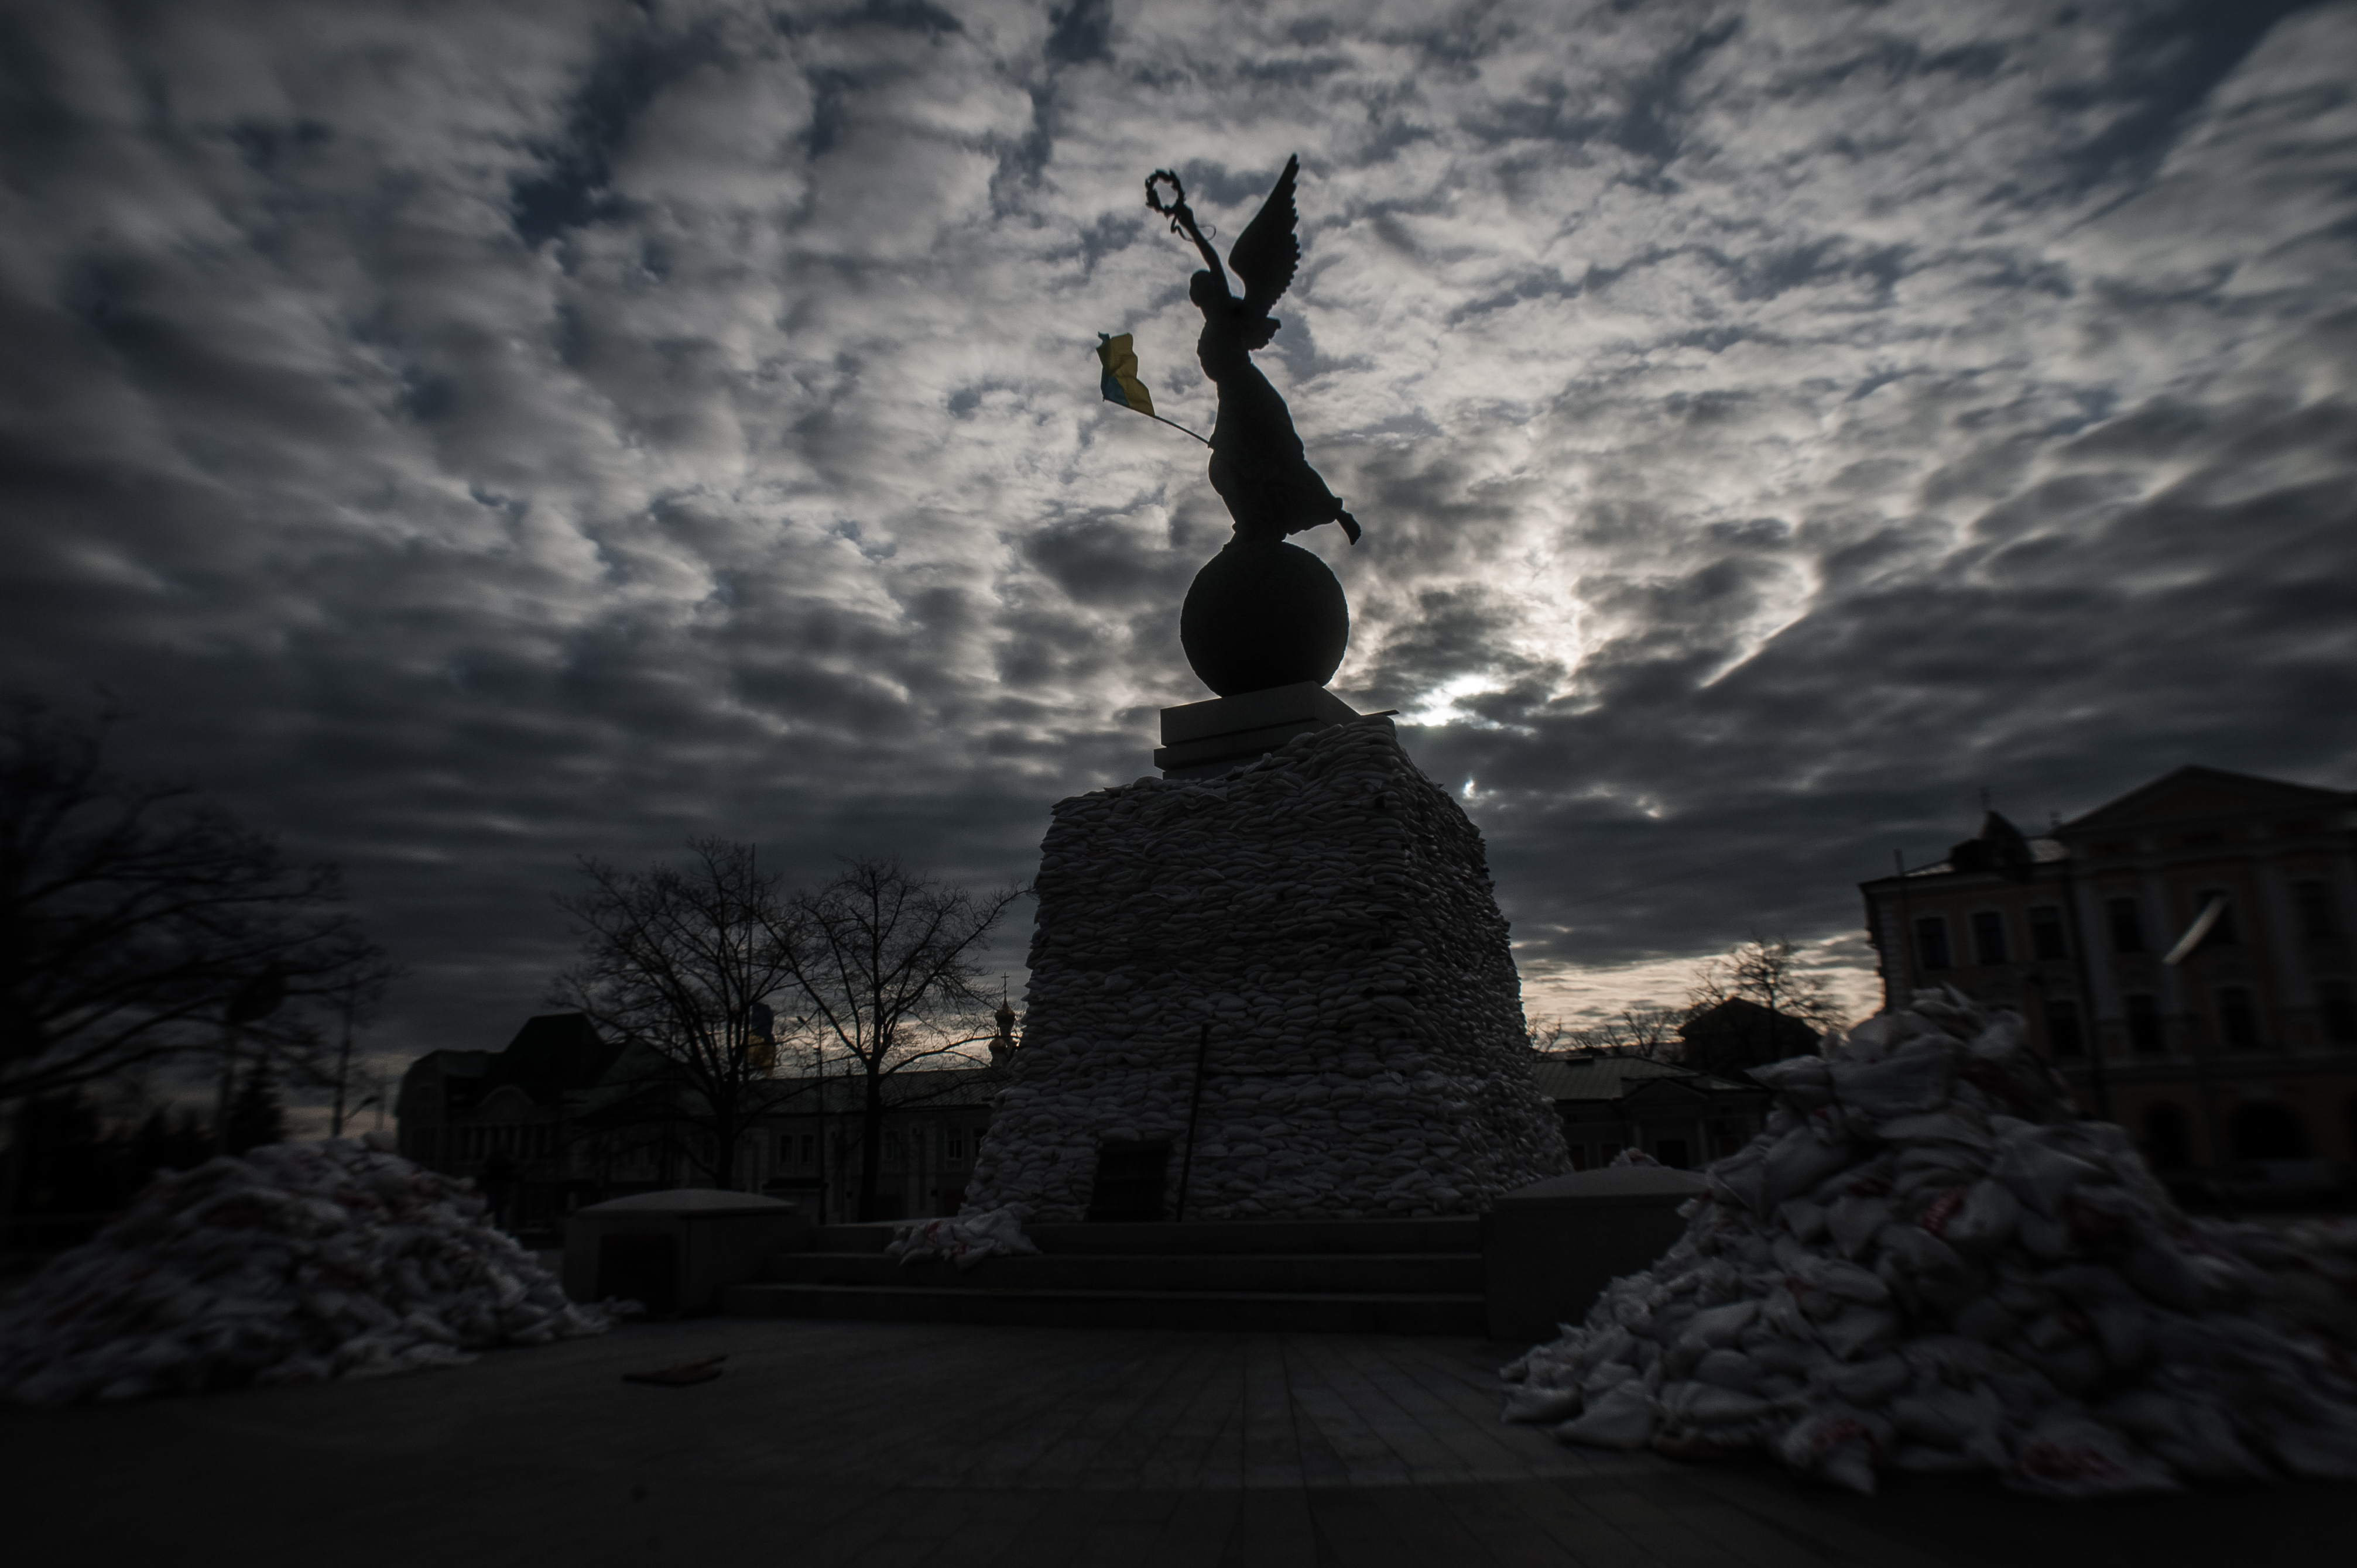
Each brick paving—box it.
[3,1317,2348,1564]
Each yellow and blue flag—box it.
[1097,332,1154,416]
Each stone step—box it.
[717,1281,1488,1336]
[803,1216,1482,1257]
[763,1250,1484,1294]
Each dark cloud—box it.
[1,0,2351,1112]
[1045,0,1114,66]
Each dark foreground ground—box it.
[3,1317,2349,1567]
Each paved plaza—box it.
[4,1316,2349,1566]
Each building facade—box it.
[396,1012,1006,1227]
[393,1013,621,1227]
[748,1066,1000,1223]
[1856,766,2357,1189]
[1532,1054,1773,1171]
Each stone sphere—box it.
[1180,537,1349,696]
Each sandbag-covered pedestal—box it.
[963,718,1566,1223]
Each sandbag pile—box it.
[0,1135,626,1406]
[885,1206,1040,1270]
[1502,988,2357,1497]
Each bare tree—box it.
[0,696,387,1220]
[550,840,811,1192]
[319,955,409,1138]
[0,695,385,1101]
[1531,1006,1693,1060]
[1681,935,1845,1073]
[767,860,1025,1223]
[1687,937,1845,1029]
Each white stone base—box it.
[964,718,1569,1222]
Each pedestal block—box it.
[1153,681,1363,778]
[1481,1166,1707,1347]
[963,719,1568,1223]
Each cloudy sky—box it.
[5,0,2353,1117]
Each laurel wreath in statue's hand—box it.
[1146,170,1211,238]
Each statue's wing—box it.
[1228,155,1301,318]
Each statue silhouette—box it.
[1153,159,1361,546]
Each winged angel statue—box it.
[1150,159,1362,547]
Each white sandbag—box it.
[1682,1298,1759,1347]
[1947,1295,2019,1343]
[1878,1113,1995,1154]
[1693,1347,1767,1391]
[1820,1303,1899,1361]
[2008,1415,2179,1497]
[1777,1198,1828,1243]
[1830,1043,1954,1120]
[1818,1353,1910,1405]
[1825,1193,1893,1259]
[1662,1380,1774,1426]
[2100,1390,2274,1483]
[1759,1128,1858,1211]
[1556,1380,1658,1448]
[1501,1382,1584,1423]
[1792,1254,1890,1304]
[1930,1180,2020,1255]
[1777,1406,1894,1495]
[1887,1384,2007,1463]
[1992,1138,2104,1215]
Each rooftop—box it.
[1529,1054,1762,1103]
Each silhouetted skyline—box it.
[3,1,2351,1099]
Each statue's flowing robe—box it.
[1195,307,1348,540]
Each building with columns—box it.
[1856,766,2357,1189]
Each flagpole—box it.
[1132,407,1211,446]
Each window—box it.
[2230,1102,2310,1162]
[2126,994,2166,1055]
[2192,890,2238,946]
[2030,906,2068,961]
[2144,1103,2192,1170]
[2294,880,2338,939]
[1915,916,1952,971]
[801,1134,816,1166]
[947,1127,965,1162]
[2107,898,2146,953]
[1565,1142,1588,1171]
[2044,999,2084,1058]
[2216,987,2260,1051]
[1971,911,2008,966]
[2322,983,2357,1046]
[886,1131,904,1168]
